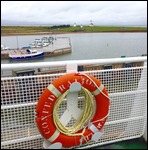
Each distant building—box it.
[74,23,76,27]
[89,20,94,26]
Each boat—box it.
[8,48,44,60]
[29,36,54,48]
[1,44,10,50]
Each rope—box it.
[52,73,110,141]
[76,72,110,100]
[76,72,110,125]
[53,87,94,138]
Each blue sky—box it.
[1,1,147,26]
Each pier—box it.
[1,37,72,59]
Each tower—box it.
[74,23,76,27]
[89,20,94,26]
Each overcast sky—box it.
[1,1,147,26]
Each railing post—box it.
[66,62,78,73]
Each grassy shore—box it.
[1,25,147,36]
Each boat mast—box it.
[16,36,19,50]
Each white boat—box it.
[9,49,44,60]
[29,36,54,48]
[1,44,10,50]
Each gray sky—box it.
[1,1,147,26]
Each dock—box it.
[1,37,72,59]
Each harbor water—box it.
[1,32,147,64]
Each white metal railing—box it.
[1,56,147,149]
[1,56,147,71]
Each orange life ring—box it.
[35,73,110,148]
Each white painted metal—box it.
[66,62,78,73]
[43,140,62,149]
[91,131,104,142]
[143,123,147,142]
[1,56,147,70]
[1,57,147,149]
[67,82,83,120]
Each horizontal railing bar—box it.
[1,65,147,80]
[77,135,143,149]
[1,89,146,109]
[105,116,144,125]
[1,102,37,109]
[1,116,144,146]
[1,56,147,71]
[109,89,147,97]
[1,135,42,146]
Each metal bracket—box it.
[66,62,78,73]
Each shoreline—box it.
[1,30,147,36]
[1,37,72,59]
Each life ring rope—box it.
[76,72,110,100]
[53,87,94,137]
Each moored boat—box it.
[1,44,10,50]
[9,49,44,60]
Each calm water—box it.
[1,32,147,64]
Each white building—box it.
[74,23,77,27]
